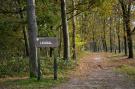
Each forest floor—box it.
[1,52,135,89]
[52,53,135,89]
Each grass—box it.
[0,58,74,89]
[115,65,135,80]
[108,52,135,80]
[107,52,125,59]
[1,77,66,89]
[0,51,89,89]
[97,51,135,80]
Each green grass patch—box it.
[108,52,125,59]
[2,77,66,89]
[0,51,90,89]
[115,65,135,80]
[1,58,75,89]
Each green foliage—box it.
[40,56,76,78]
[36,0,61,37]
[97,0,117,18]
[0,56,76,89]
[0,57,29,78]
[0,30,23,50]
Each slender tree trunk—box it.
[116,20,121,53]
[123,22,128,55]
[61,0,70,60]
[109,18,113,52]
[92,28,97,52]
[103,20,108,52]
[71,0,77,61]
[58,27,62,57]
[17,0,29,57]
[118,34,121,53]
[109,25,113,52]
[26,0,38,77]
[23,26,29,56]
[19,14,29,57]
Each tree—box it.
[119,0,134,58]
[26,0,38,77]
[71,0,77,61]
[61,0,70,60]
[109,17,113,52]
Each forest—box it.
[0,0,135,89]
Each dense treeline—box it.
[0,0,135,79]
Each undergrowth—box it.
[0,51,89,89]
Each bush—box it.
[0,57,29,78]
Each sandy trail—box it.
[52,53,135,89]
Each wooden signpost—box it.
[36,37,59,80]
[36,37,59,48]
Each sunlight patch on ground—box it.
[94,56,102,63]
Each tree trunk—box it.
[126,3,133,58]
[17,0,29,57]
[26,0,38,77]
[103,20,108,52]
[119,0,133,58]
[116,20,121,53]
[109,25,113,52]
[23,26,29,57]
[118,34,121,53]
[126,4,133,58]
[19,14,29,57]
[61,0,70,60]
[123,19,127,55]
[71,0,77,61]
[92,28,97,52]
[126,23,133,58]
[58,27,62,57]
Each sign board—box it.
[36,37,59,48]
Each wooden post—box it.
[35,37,59,80]
[53,49,58,80]
[37,48,41,81]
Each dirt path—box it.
[52,53,135,89]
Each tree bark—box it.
[116,19,121,53]
[16,0,29,57]
[23,26,29,57]
[122,18,127,55]
[103,19,108,52]
[61,0,70,60]
[92,28,97,52]
[26,0,38,77]
[71,0,77,61]
[109,21,113,52]
[119,0,133,58]
[126,22,133,58]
